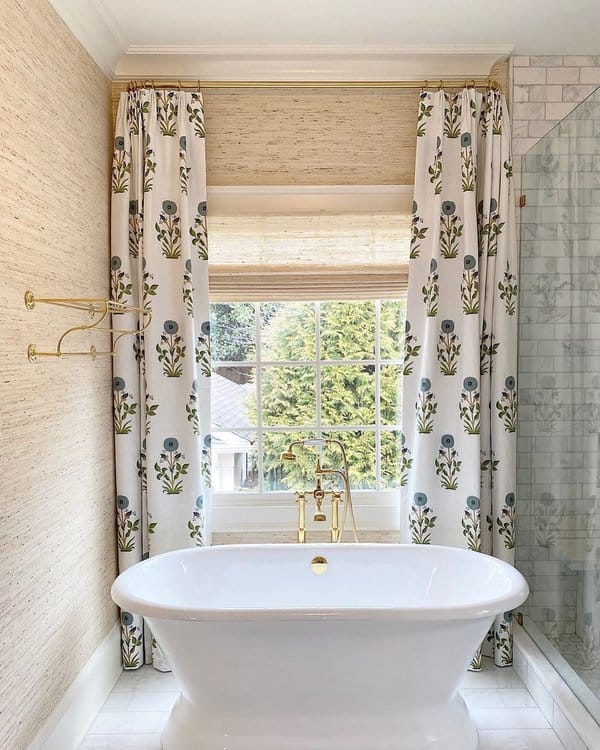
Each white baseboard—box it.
[28,623,122,750]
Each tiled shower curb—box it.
[514,622,600,749]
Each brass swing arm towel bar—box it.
[123,77,499,91]
[24,291,152,363]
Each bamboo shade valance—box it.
[208,212,411,301]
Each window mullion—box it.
[255,303,263,493]
[315,302,322,440]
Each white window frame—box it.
[211,299,404,532]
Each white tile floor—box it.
[79,658,565,750]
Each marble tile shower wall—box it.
[514,57,600,642]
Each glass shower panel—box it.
[517,86,600,721]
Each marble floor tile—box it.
[78,735,162,750]
[477,728,566,749]
[87,710,168,735]
[79,660,566,749]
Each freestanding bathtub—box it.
[111,544,528,750]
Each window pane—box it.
[210,302,255,362]
[263,431,317,491]
[212,431,258,492]
[380,365,403,425]
[323,430,376,490]
[321,364,375,425]
[380,299,407,360]
[261,366,317,426]
[212,366,256,427]
[381,430,408,490]
[261,302,316,361]
[320,301,375,360]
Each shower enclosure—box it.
[517,86,600,721]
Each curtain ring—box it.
[178,79,182,90]
[438,79,443,91]
[421,80,428,93]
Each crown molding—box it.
[115,43,513,80]
[124,44,514,57]
[48,0,126,76]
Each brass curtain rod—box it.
[123,77,500,91]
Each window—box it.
[206,188,411,529]
[210,298,406,494]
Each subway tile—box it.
[580,68,600,85]
[563,84,597,103]
[512,120,530,138]
[514,67,547,85]
[514,86,531,103]
[515,138,543,155]
[547,68,580,85]
[527,86,550,103]
[513,102,547,120]
[530,56,564,67]
[513,56,531,67]
[565,56,597,67]
[546,103,578,121]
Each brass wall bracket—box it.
[24,291,152,363]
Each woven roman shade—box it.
[208,212,410,301]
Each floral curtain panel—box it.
[402,89,518,668]
[111,89,211,670]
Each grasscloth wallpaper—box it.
[0,1,116,747]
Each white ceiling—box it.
[50,0,600,76]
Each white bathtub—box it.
[112,543,528,750]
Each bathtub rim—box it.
[111,543,528,623]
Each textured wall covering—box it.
[0,1,115,747]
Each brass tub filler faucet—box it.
[281,438,359,543]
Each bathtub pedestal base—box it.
[161,693,478,750]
